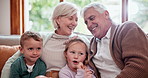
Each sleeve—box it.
[38,60,46,75]
[1,50,21,78]
[59,69,72,78]
[9,62,21,78]
[75,69,85,78]
[59,69,85,78]
[116,22,148,78]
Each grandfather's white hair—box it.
[52,2,78,29]
[81,2,107,18]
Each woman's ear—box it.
[56,17,61,25]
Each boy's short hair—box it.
[20,31,43,47]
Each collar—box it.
[105,27,111,39]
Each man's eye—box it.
[28,48,33,50]
[85,21,88,25]
[89,15,95,21]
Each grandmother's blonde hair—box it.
[52,2,78,29]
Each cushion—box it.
[0,45,19,75]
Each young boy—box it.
[59,39,96,78]
[9,31,46,78]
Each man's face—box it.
[84,7,109,39]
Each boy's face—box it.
[65,42,86,71]
[20,38,43,65]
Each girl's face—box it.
[65,42,86,71]
[20,38,42,65]
[56,14,78,36]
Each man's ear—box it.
[104,10,109,19]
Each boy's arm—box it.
[9,62,21,78]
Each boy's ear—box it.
[19,46,23,53]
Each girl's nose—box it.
[74,54,78,59]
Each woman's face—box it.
[56,14,78,36]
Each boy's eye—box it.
[28,48,33,50]
[37,47,41,50]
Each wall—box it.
[0,0,10,35]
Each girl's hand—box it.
[84,67,94,78]
[76,62,86,69]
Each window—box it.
[10,0,148,35]
[128,0,148,33]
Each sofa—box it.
[0,35,20,77]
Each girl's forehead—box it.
[69,41,85,47]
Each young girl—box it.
[59,39,96,78]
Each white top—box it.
[92,28,121,78]
[26,64,35,73]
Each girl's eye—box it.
[79,53,84,55]
[70,51,75,54]
[28,48,33,50]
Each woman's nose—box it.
[72,20,77,26]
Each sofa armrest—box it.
[0,45,19,76]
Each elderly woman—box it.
[1,2,90,78]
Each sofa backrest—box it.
[0,35,20,46]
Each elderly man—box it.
[81,2,148,78]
